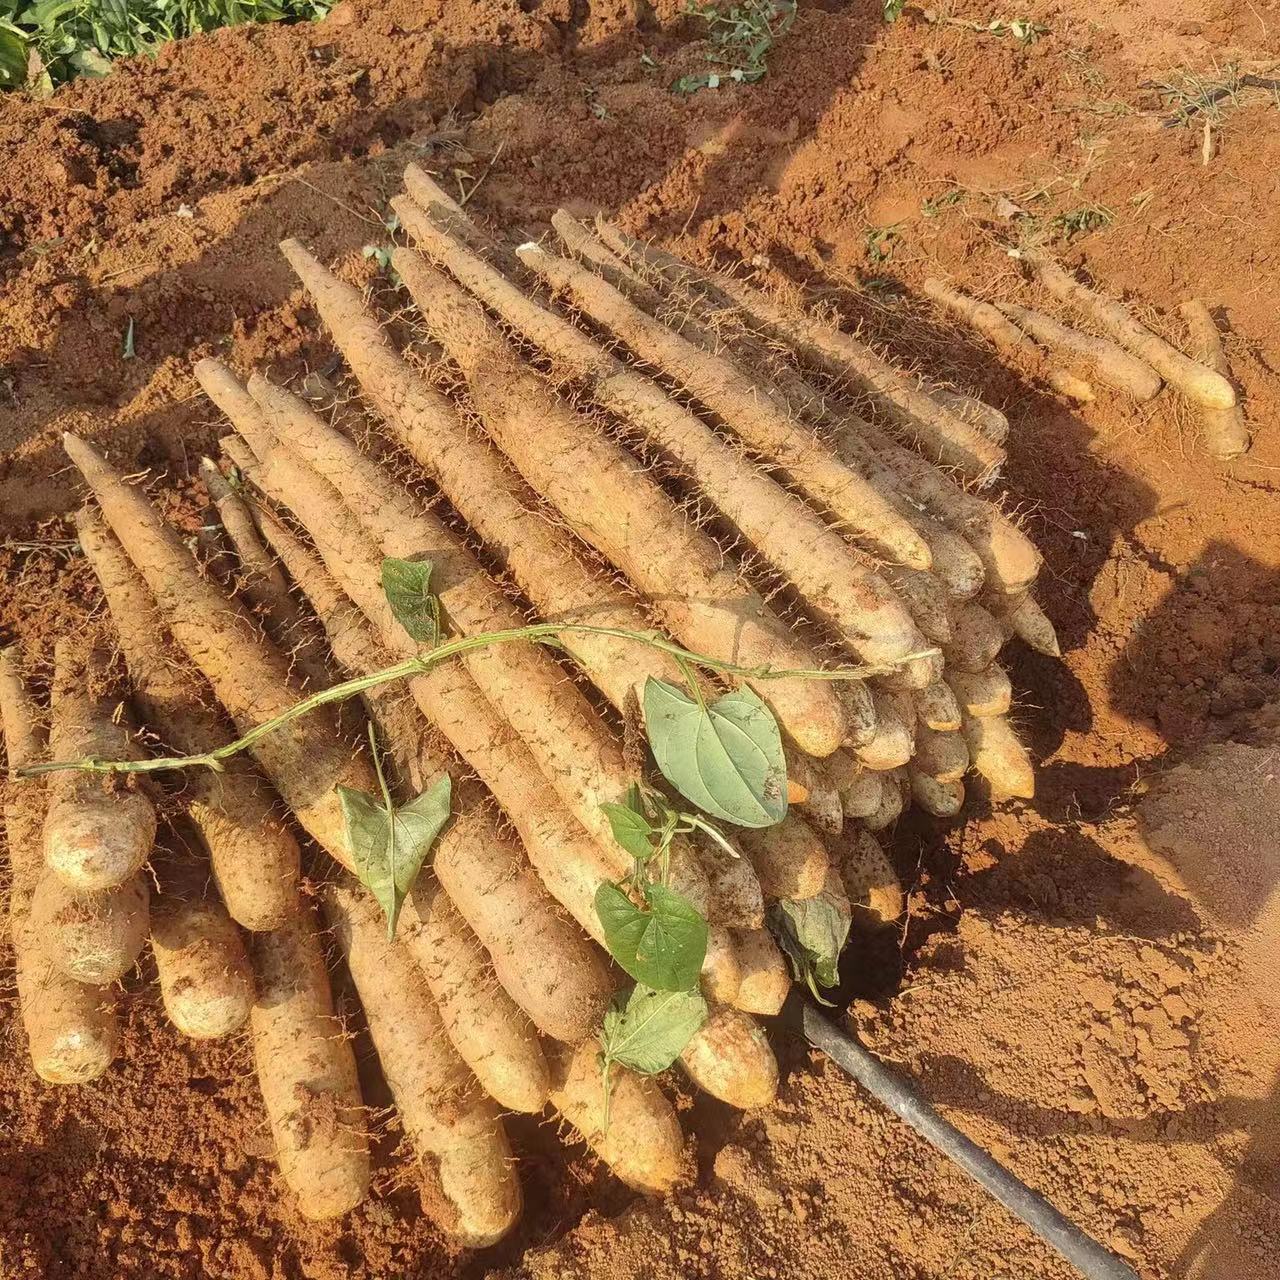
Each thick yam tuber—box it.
[75,508,300,931]
[325,880,521,1246]
[995,592,1061,658]
[151,860,254,1040]
[43,639,156,891]
[31,871,149,985]
[1026,251,1235,410]
[855,690,915,771]
[399,883,550,1114]
[946,664,1013,718]
[547,1039,686,1196]
[1178,298,1250,459]
[912,680,962,732]
[963,714,1035,799]
[943,602,1007,673]
[840,770,885,820]
[1,649,119,1082]
[913,726,970,784]
[859,768,905,832]
[680,1007,780,1109]
[909,769,966,818]
[249,907,370,1220]
[923,385,1010,444]
[837,830,905,922]
[732,927,791,1016]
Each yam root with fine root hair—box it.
[42,638,157,892]
[150,848,254,1040]
[202,460,616,1046]
[963,713,1036,800]
[592,219,1006,484]
[242,505,552,1113]
[385,250,853,758]
[1024,250,1236,410]
[993,299,1162,401]
[61,432,377,874]
[946,664,1013,718]
[1,648,120,1083]
[323,878,521,1246]
[547,1039,687,1196]
[75,506,301,931]
[836,830,905,923]
[392,201,928,670]
[923,278,1095,403]
[249,905,371,1221]
[1178,298,1250,460]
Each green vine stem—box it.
[14,622,938,780]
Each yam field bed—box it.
[1,0,1279,1278]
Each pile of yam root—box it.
[2,164,1102,1243]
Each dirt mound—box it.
[3,0,1280,1275]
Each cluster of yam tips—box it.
[924,255,1249,460]
[1,164,1067,1244]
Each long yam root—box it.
[1178,298,1250,459]
[249,907,370,1220]
[75,508,300,930]
[994,300,1162,401]
[1025,251,1235,410]
[593,220,1006,483]
[62,433,376,873]
[2,649,119,1082]
[324,879,521,1246]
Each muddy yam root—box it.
[42,639,157,892]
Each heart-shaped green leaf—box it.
[600,984,708,1075]
[339,773,452,938]
[600,784,658,862]
[643,679,787,828]
[594,880,707,992]
[381,556,440,645]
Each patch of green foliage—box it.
[672,0,796,96]
[0,0,332,94]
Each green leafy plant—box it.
[883,0,906,21]
[921,189,965,219]
[0,0,334,93]
[767,885,851,1005]
[598,984,708,1124]
[672,0,796,95]
[1048,203,1112,241]
[643,680,787,828]
[595,880,709,992]
[864,224,903,265]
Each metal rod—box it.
[795,997,1140,1280]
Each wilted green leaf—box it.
[601,984,708,1074]
[594,880,707,992]
[381,556,440,645]
[643,679,787,828]
[767,889,851,1005]
[339,773,451,938]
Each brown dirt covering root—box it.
[2,0,1279,1276]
